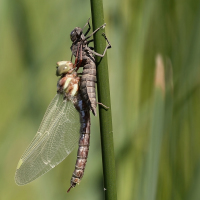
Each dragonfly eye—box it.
[70,30,77,42]
[70,31,74,37]
[56,61,73,76]
[70,28,82,42]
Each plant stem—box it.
[90,1,117,200]
[140,55,165,200]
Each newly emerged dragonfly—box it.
[15,60,91,192]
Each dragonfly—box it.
[15,60,91,192]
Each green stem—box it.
[90,1,117,200]
[140,55,165,200]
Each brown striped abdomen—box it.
[71,43,97,116]
[80,61,97,116]
[67,94,91,192]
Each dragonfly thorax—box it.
[57,72,80,98]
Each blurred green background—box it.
[1,0,200,200]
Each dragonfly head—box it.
[56,61,74,76]
[70,27,83,43]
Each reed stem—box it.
[90,1,117,200]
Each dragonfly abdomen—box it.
[71,135,90,182]
[68,96,90,192]
[80,61,97,116]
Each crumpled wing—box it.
[15,94,80,185]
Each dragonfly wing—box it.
[15,94,80,185]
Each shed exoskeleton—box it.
[70,18,111,116]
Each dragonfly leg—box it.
[97,102,109,110]
[84,23,106,40]
[83,18,91,36]
[84,33,111,57]
[86,39,94,45]
[74,45,80,68]
[75,45,83,72]
[102,33,112,49]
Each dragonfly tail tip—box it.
[67,186,72,193]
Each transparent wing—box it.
[15,94,80,185]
